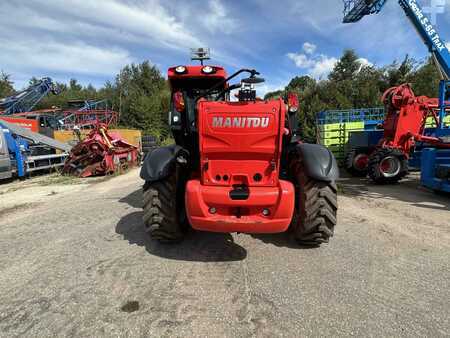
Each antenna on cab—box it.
[191,48,211,65]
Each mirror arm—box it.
[195,68,259,102]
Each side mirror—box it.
[241,76,265,84]
[287,92,299,114]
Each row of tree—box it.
[0,50,441,142]
[0,62,170,139]
[264,50,441,142]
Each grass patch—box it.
[37,174,82,186]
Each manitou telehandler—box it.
[140,49,338,246]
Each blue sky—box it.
[1,0,449,94]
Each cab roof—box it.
[168,65,227,80]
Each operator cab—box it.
[168,67,228,155]
[167,48,268,159]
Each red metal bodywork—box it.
[0,116,39,132]
[380,84,450,157]
[186,180,294,233]
[168,65,227,82]
[62,124,139,177]
[185,98,295,233]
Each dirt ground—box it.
[0,169,449,337]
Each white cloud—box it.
[287,44,375,79]
[357,58,373,67]
[355,57,373,73]
[0,0,213,86]
[302,42,317,55]
[446,42,450,51]
[287,43,338,79]
[257,83,285,97]
[0,37,134,76]
[202,0,236,34]
[287,52,337,79]
[0,0,202,51]
[309,56,339,78]
[287,53,315,68]
[286,43,319,67]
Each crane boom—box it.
[0,77,59,115]
[399,0,449,80]
[343,0,449,79]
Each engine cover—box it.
[185,99,295,234]
[197,99,285,187]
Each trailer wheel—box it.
[142,169,188,243]
[344,148,369,177]
[368,148,408,184]
[290,160,338,246]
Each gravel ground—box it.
[0,169,449,337]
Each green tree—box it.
[329,49,360,82]
[286,75,316,92]
[2,51,441,143]
[408,57,441,97]
[114,61,169,137]
[0,72,15,98]
[381,55,415,90]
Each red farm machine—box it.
[62,124,139,177]
[140,49,339,246]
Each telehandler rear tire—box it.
[142,171,187,243]
[290,160,338,246]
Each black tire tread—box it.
[368,148,408,184]
[291,171,338,246]
[142,175,185,243]
[344,148,368,177]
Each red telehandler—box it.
[140,50,339,246]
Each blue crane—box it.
[0,77,59,115]
[343,0,450,129]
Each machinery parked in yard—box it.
[140,49,339,246]
[0,78,59,115]
[421,148,450,193]
[9,99,120,136]
[57,99,119,130]
[344,84,450,183]
[0,77,61,138]
[62,124,139,177]
[1,79,119,134]
[342,0,450,185]
[0,119,70,181]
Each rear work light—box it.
[175,66,187,74]
[202,66,215,74]
[173,91,185,112]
